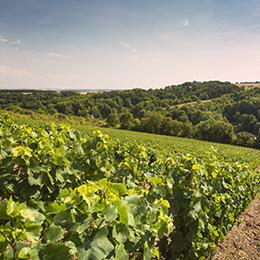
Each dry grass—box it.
[235,83,260,89]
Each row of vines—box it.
[1,113,260,259]
[13,117,260,170]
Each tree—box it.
[180,122,193,138]
[212,120,234,144]
[119,112,135,130]
[194,119,234,144]
[106,113,118,127]
[90,106,102,119]
[233,131,254,147]
[143,112,165,134]
[194,120,212,141]
[198,92,209,100]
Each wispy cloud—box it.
[131,48,138,53]
[10,40,21,45]
[119,42,129,48]
[0,36,8,42]
[119,41,138,52]
[0,36,21,45]
[181,19,189,26]
[0,65,34,76]
[48,52,67,58]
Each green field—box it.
[13,117,260,169]
[73,125,260,170]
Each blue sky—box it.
[0,0,260,90]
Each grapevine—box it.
[1,114,260,259]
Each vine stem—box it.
[0,230,18,259]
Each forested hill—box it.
[0,80,238,115]
[91,81,239,104]
[1,80,260,148]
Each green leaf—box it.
[53,211,75,225]
[75,143,83,154]
[127,212,135,226]
[143,241,153,260]
[118,205,128,224]
[115,244,128,260]
[16,241,29,251]
[161,205,168,216]
[201,196,210,212]
[29,248,40,260]
[188,210,198,220]
[0,226,12,239]
[6,197,26,218]
[78,229,114,260]
[212,171,217,178]
[153,186,165,197]
[170,199,180,216]
[76,215,94,234]
[194,201,201,213]
[5,246,14,259]
[28,174,44,187]
[6,196,15,216]
[166,176,174,189]
[125,194,141,205]
[47,202,67,214]
[220,230,225,241]
[29,164,43,173]
[24,222,42,242]
[145,173,163,186]
[18,246,30,259]
[135,203,148,216]
[0,203,8,219]
[31,131,38,138]
[162,200,170,208]
[43,224,65,242]
[102,204,118,222]
[198,217,206,230]
[170,231,188,253]
[20,185,41,200]
[153,248,160,259]
[158,222,168,238]
[113,224,129,244]
[20,208,35,221]
[109,183,127,195]
[64,241,77,256]
[43,243,72,260]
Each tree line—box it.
[1,81,260,148]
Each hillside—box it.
[1,114,260,259]
[1,80,260,149]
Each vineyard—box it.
[1,114,260,259]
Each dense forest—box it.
[1,81,260,148]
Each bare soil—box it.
[211,193,260,260]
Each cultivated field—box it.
[236,82,260,89]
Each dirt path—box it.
[212,193,260,259]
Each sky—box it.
[0,0,260,90]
